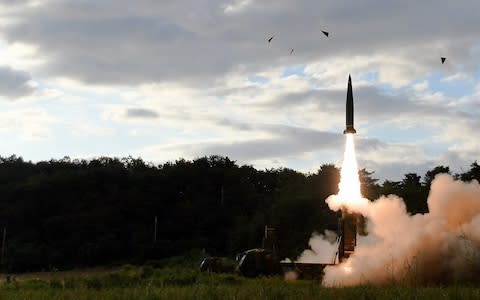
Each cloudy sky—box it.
[0,0,479,181]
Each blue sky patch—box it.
[247,75,269,84]
[281,65,306,78]
[427,72,475,99]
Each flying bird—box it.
[290,48,294,55]
[267,36,274,43]
[322,31,329,37]
[441,57,446,64]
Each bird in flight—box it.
[322,31,329,37]
[267,36,274,43]
[441,57,446,64]
[290,48,294,55]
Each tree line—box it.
[0,154,478,272]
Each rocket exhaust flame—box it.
[338,134,362,209]
[326,133,369,213]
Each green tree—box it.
[400,173,428,214]
[359,168,380,200]
[423,165,450,187]
[459,161,480,182]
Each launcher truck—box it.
[200,219,358,280]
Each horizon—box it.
[0,152,466,184]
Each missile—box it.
[343,75,357,134]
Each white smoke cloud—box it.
[297,230,338,264]
[325,194,370,215]
[320,174,480,286]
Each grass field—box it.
[0,260,478,299]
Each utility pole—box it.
[153,216,157,243]
[1,226,6,266]
[221,185,224,206]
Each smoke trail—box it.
[323,174,480,286]
[299,133,480,286]
[297,230,338,264]
[338,134,361,204]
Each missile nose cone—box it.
[344,75,356,135]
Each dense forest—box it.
[0,154,479,272]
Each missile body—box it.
[343,75,357,134]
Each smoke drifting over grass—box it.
[321,174,480,286]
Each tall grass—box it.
[0,264,478,299]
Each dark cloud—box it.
[181,129,341,161]
[125,108,159,119]
[2,1,479,85]
[217,118,256,131]
[271,89,340,111]
[163,121,384,161]
[257,83,466,127]
[355,136,385,152]
[0,66,35,98]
